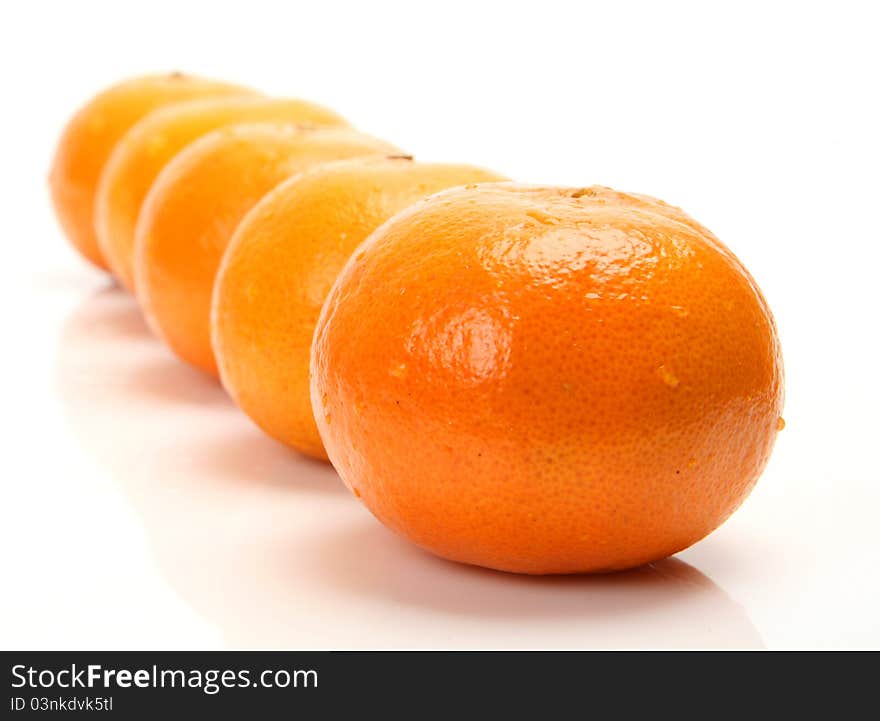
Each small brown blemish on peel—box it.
[386,154,414,161]
[656,365,680,388]
[571,187,596,198]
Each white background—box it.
[0,0,877,649]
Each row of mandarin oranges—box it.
[50,73,783,574]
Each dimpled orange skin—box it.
[95,95,349,290]
[213,156,507,460]
[311,183,785,575]
[135,124,400,376]
[49,73,254,270]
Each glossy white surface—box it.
[1,0,878,650]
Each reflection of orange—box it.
[49,73,253,270]
[135,125,400,376]
[213,156,507,459]
[95,95,349,290]
[311,183,785,575]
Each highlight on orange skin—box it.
[134,124,401,376]
[212,156,508,460]
[95,95,350,290]
[311,183,785,575]
[49,73,255,270]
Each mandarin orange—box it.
[311,183,785,574]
